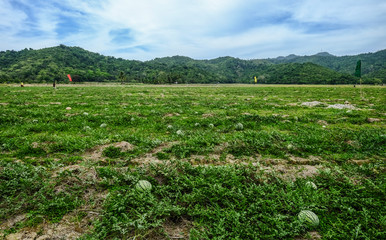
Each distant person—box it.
[53,80,56,88]
[21,82,24,87]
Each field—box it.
[0,84,385,239]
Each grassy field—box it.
[0,84,385,239]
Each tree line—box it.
[0,45,384,84]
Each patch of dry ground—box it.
[201,113,215,118]
[162,218,192,239]
[2,210,96,240]
[301,101,359,110]
[301,101,323,107]
[295,231,322,240]
[163,113,180,118]
[327,104,357,110]
[350,159,371,165]
[259,164,322,181]
[367,118,382,123]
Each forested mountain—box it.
[0,45,384,84]
[267,50,386,82]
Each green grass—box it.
[0,84,385,239]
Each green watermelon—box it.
[305,181,317,190]
[135,180,152,192]
[298,210,319,227]
[235,123,244,130]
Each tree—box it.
[119,71,126,84]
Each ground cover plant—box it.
[0,84,385,239]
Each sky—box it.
[1,0,385,61]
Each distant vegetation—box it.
[0,45,385,84]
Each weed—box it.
[102,146,123,158]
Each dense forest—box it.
[0,45,384,84]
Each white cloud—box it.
[0,0,26,28]
[0,0,385,60]
[293,0,386,24]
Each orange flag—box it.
[67,74,72,82]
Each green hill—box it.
[267,50,386,83]
[0,45,384,84]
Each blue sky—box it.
[1,0,385,60]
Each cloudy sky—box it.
[1,0,385,60]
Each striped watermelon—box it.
[135,180,152,192]
[235,123,244,130]
[305,181,317,190]
[298,210,319,227]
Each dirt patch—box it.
[49,102,62,105]
[31,142,39,149]
[52,164,97,181]
[301,101,323,107]
[327,104,357,110]
[0,214,27,230]
[287,103,298,106]
[288,156,323,165]
[350,159,371,165]
[83,144,108,161]
[187,154,272,167]
[259,164,322,181]
[132,153,164,165]
[3,211,94,240]
[295,231,322,240]
[0,102,9,106]
[261,158,287,165]
[1,211,97,240]
[30,141,56,151]
[367,118,381,123]
[113,141,135,152]
[4,231,38,240]
[164,113,180,117]
[163,218,192,239]
[202,113,215,118]
[317,120,328,126]
[189,154,226,165]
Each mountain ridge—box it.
[0,45,384,84]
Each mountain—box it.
[266,50,386,82]
[314,52,334,57]
[0,45,384,84]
